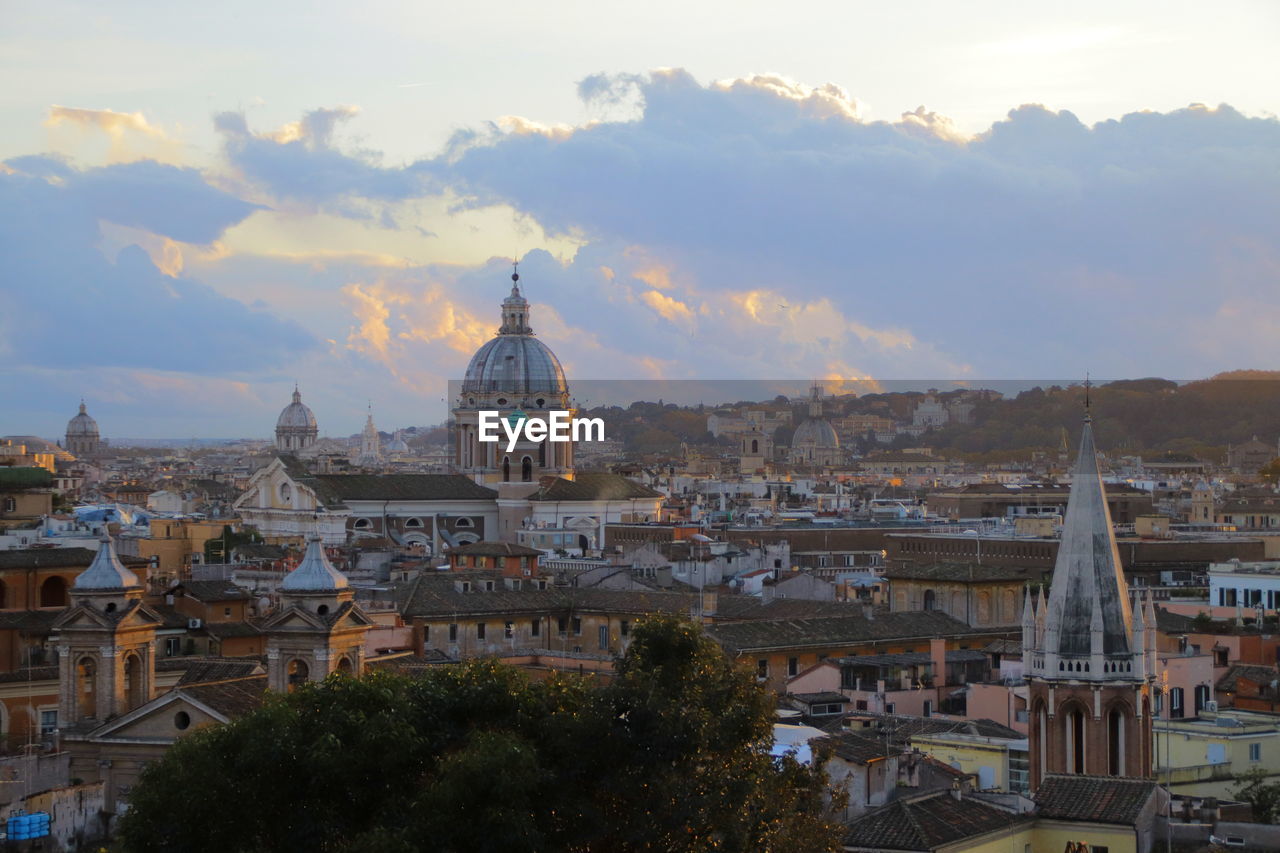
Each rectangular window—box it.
[164,637,180,657]
[423,625,429,643]
[1250,743,1262,762]
[620,620,630,636]
[558,616,568,636]
[923,700,933,718]
[39,710,57,735]
[504,621,514,639]
[448,623,458,642]
[476,622,487,641]
[599,625,609,649]
[885,703,896,715]
[223,607,232,617]
[856,700,868,711]
[572,617,582,636]
[757,659,768,679]
[531,619,540,637]
[484,580,495,591]
[787,657,798,677]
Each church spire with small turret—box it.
[1024,408,1156,789]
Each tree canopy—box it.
[117,615,843,852]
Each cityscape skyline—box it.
[3,3,1279,435]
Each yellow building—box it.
[1153,708,1280,798]
[909,726,1028,794]
[117,518,229,576]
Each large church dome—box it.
[277,388,318,430]
[461,271,567,399]
[793,418,839,449]
[66,402,99,438]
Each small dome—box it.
[462,331,567,396]
[66,402,99,437]
[73,534,140,591]
[277,388,318,430]
[282,536,349,591]
[793,418,840,449]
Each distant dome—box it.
[3,435,74,461]
[66,402,99,438]
[461,274,567,398]
[793,418,840,449]
[277,388,318,430]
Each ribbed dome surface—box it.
[462,335,567,396]
[66,403,99,437]
[277,389,317,429]
[793,418,840,448]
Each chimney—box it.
[701,590,718,624]
[930,637,947,688]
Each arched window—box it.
[454,517,473,528]
[353,518,371,530]
[404,517,423,529]
[1108,707,1126,775]
[124,654,144,711]
[77,657,97,720]
[751,439,759,454]
[40,576,68,608]
[1064,706,1086,774]
[287,659,309,692]
[502,456,511,482]
[521,456,533,482]
[923,589,937,611]
[337,657,354,675]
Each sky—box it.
[2,1,1278,439]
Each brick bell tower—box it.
[1023,412,1157,790]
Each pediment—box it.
[51,606,112,630]
[259,606,325,630]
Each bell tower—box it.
[53,535,161,728]
[1024,414,1156,789]
[260,537,373,692]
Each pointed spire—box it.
[292,385,302,404]
[1043,416,1134,667]
[1035,584,1047,646]
[282,536,349,591]
[73,533,140,591]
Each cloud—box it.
[214,107,430,214]
[45,105,184,164]
[0,164,315,374]
[427,70,1280,376]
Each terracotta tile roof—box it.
[844,791,1025,851]
[1034,774,1157,824]
[0,664,58,684]
[397,572,695,619]
[0,610,59,631]
[0,547,144,570]
[528,473,663,502]
[1216,663,1279,693]
[179,675,268,719]
[449,541,544,558]
[706,610,990,655]
[313,473,497,502]
[176,658,264,685]
[883,562,1039,583]
[816,731,889,765]
[170,579,253,602]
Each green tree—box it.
[1232,766,1280,823]
[117,617,844,853]
[1259,457,1280,486]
